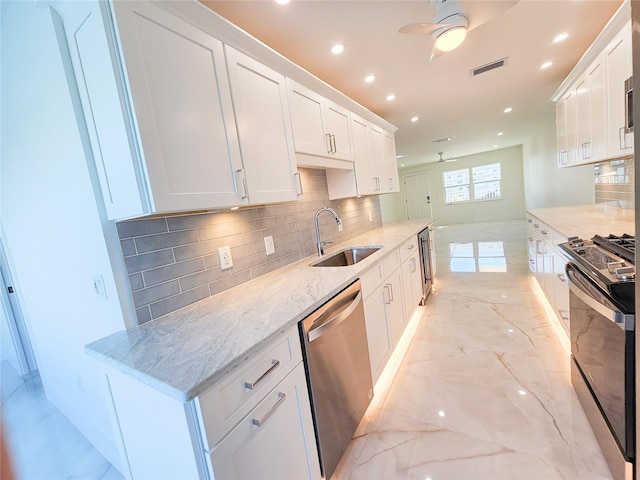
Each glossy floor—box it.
[1,362,122,479]
[334,220,613,480]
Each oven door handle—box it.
[566,264,635,331]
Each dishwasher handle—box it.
[307,290,362,342]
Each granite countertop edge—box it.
[86,219,433,402]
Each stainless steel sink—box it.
[311,246,382,267]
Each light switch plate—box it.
[264,236,275,255]
[92,274,107,300]
[218,246,233,269]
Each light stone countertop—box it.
[527,204,635,239]
[86,219,432,402]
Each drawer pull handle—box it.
[252,392,286,427]
[557,273,566,283]
[407,244,415,250]
[244,359,280,390]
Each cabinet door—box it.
[325,101,353,161]
[556,98,568,167]
[575,76,590,164]
[351,115,376,195]
[364,286,390,383]
[225,47,301,204]
[383,130,400,192]
[210,363,320,480]
[112,1,247,212]
[369,125,386,192]
[384,268,405,347]
[564,90,577,166]
[287,80,330,157]
[605,21,633,158]
[588,58,607,162]
[401,251,422,321]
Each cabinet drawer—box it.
[196,326,302,450]
[361,264,384,299]
[381,248,401,277]
[399,236,418,263]
[207,363,319,480]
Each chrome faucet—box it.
[315,207,343,256]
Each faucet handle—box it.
[320,240,333,246]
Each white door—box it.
[404,172,433,219]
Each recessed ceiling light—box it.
[275,0,290,4]
[493,145,498,148]
[330,43,345,55]
[553,33,569,43]
[540,61,553,69]
[386,94,396,101]
[364,74,376,83]
[411,116,419,122]
[504,107,512,113]
[396,154,406,158]
[400,164,405,167]
[497,132,504,136]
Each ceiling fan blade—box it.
[398,23,450,35]
[465,0,519,31]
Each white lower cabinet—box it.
[526,213,570,335]
[401,250,423,321]
[362,247,412,384]
[106,326,320,479]
[208,363,319,480]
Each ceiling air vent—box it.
[470,57,508,77]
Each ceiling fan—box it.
[398,0,518,61]
[437,152,457,163]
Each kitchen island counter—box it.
[86,219,432,402]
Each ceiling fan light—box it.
[434,26,467,52]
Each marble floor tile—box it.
[334,220,613,480]
[1,362,123,480]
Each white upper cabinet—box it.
[553,5,632,167]
[224,47,302,204]
[351,115,376,195]
[604,20,633,158]
[69,1,250,218]
[383,130,400,193]
[287,79,354,163]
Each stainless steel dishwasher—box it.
[300,279,373,479]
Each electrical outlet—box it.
[92,274,107,300]
[218,246,233,270]
[264,236,275,255]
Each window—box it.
[443,163,501,204]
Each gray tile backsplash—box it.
[594,157,635,209]
[117,168,383,325]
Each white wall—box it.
[383,145,526,225]
[1,1,128,469]
[522,109,595,208]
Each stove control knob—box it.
[575,248,586,255]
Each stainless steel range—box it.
[559,234,635,480]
